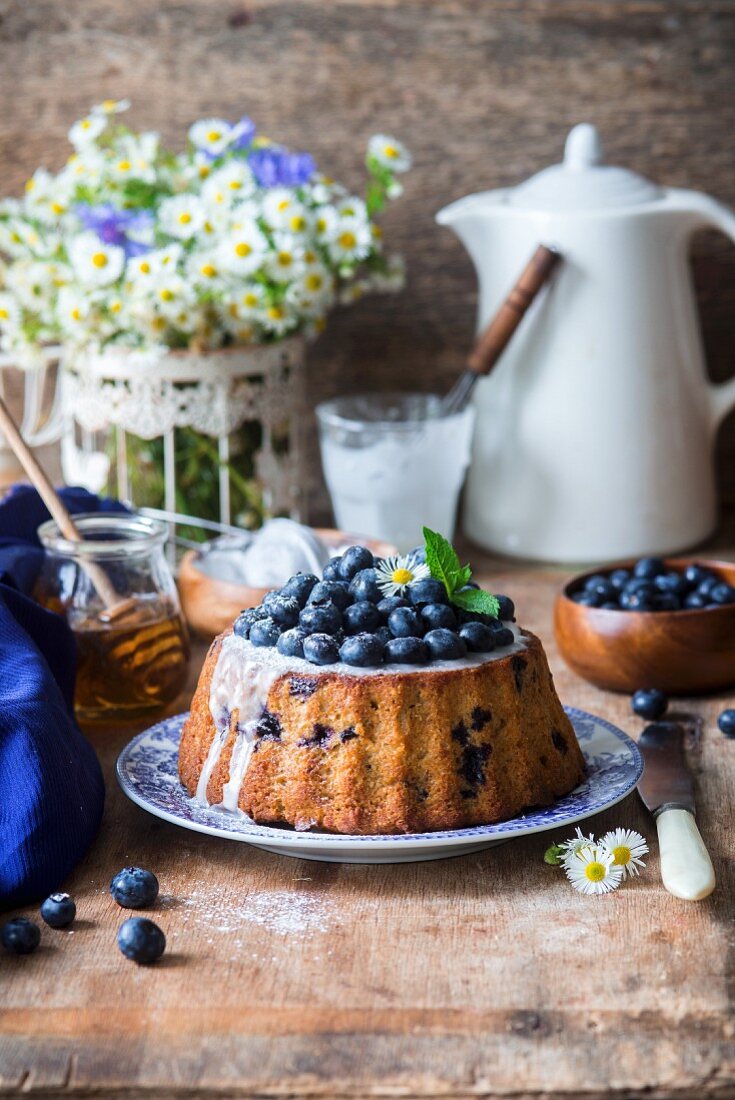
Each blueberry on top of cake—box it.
[232,528,516,669]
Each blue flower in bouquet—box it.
[230,115,257,151]
[248,147,316,188]
[76,204,153,257]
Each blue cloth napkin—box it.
[0,486,124,910]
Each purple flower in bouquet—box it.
[231,115,257,151]
[75,204,153,257]
[248,147,316,188]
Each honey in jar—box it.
[37,513,190,725]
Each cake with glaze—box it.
[179,538,585,834]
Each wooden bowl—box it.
[553,557,735,695]
[178,528,397,640]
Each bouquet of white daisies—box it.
[0,100,410,361]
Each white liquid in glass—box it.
[319,402,475,552]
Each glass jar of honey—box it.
[37,513,190,725]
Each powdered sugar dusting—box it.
[163,883,335,936]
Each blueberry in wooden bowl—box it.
[553,556,735,694]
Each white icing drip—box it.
[195,728,229,806]
[197,649,281,809]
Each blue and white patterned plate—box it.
[116,708,643,864]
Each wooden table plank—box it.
[2,554,735,1098]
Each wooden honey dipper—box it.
[0,395,136,622]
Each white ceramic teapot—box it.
[437,123,735,563]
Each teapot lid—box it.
[509,124,663,210]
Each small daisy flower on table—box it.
[376,553,430,597]
[564,845,624,896]
[560,826,596,860]
[600,828,648,878]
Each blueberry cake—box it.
[178,545,584,834]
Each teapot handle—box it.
[675,192,735,427]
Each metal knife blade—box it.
[637,721,696,816]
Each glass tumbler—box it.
[37,513,190,725]
[316,392,475,552]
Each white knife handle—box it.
[656,807,715,901]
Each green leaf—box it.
[422,526,468,598]
[544,844,565,866]
[451,588,500,619]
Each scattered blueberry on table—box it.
[571,558,735,612]
[631,688,669,721]
[231,545,516,668]
[40,892,76,929]
[717,709,735,738]
[117,917,166,965]
[110,866,159,909]
[1,917,41,955]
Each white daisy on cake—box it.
[599,828,648,878]
[376,553,430,597]
[564,845,624,896]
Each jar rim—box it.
[37,512,168,558]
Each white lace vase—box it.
[61,339,306,523]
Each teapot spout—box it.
[436,190,506,271]
[436,190,505,231]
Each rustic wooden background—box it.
[1,0,734,517]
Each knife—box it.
[637,722,715,900]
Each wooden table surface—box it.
[2,551,735,1099]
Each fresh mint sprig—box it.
[422,527,500,619]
